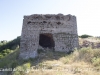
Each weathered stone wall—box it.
[19,14,79,59]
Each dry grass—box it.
[11,47,100,75]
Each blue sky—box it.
[0,0,100,41]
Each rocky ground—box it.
[79,37,100,48]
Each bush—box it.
[80,34,92,38]
[0,36,20,52]
[0,48,19,68]
[0,49,14,59]
[13,62,31,75]
[0,54,3,58]
[91,57,100,66]
[73,47,100,67]
[74,47,94,62]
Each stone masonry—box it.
[19,14,79,59]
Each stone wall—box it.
[19,14,79,59]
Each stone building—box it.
[19,14,79,59]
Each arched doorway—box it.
[39,33,55,49]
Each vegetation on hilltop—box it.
[0,36,20,52]
[0,36,20,59]
[79,34,92,38]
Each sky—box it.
[0,0,100,41]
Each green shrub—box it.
[0,49,19,68]
[80,34,92,38]
[78,47,94,61]
[73,48,100,67]
[0,36,20,52]
[93,49,100,58]
[91,57,100,66]
[0,49,14,58]
[13,62,31,75]
[3,53,8,56]
[0,54,3,58]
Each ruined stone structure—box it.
[20,14,79,59]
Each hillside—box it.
[0,36,100,75]
[0,36,20,52]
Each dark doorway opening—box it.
[39,33,55,48]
